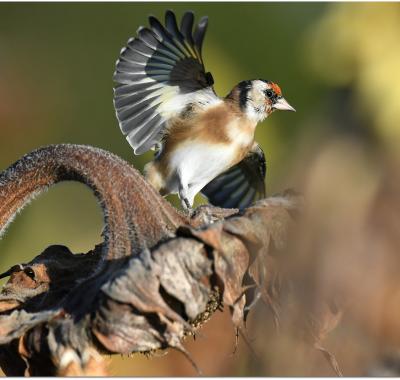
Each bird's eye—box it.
[23,267,35,280]
[265,90,273,98]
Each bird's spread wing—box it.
[114,10,218,155]
[201,143,266,209]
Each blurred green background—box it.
[1,2,399,376]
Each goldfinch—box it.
[113,10,295,210]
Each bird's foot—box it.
[183,197,191,210]
[181,197,194,217]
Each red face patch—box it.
[270,82,282,97]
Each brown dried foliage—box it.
[1,143,399,376]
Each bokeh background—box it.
[1,2,400,376]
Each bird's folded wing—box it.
[201,143,266,209]
[114,10,218,155]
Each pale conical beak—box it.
[273,97,296,112]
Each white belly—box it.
[167,141,236,196]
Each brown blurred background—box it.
[1,2,400,376]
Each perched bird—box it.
[113,10,295,210]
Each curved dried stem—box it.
[0,144,187,260]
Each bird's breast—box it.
[168,140,237,187]
[226,118,255,150]
[158,104,256,188]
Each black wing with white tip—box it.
[114,10,217,155]
[201,143,266,210]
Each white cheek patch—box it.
[245,103,267,123]
[244,81,269,123]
